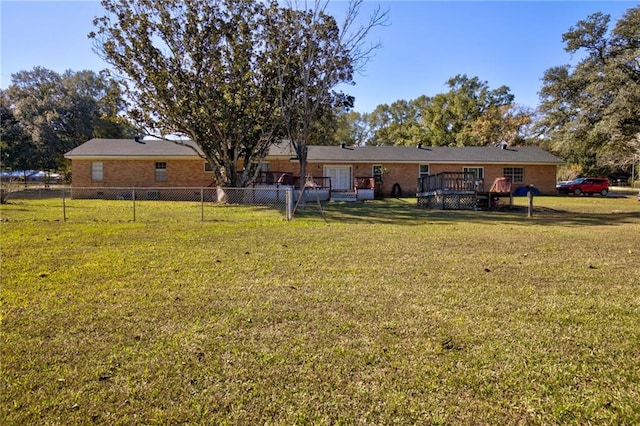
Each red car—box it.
[556,177,609,196]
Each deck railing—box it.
[354,177,375,190]
[254,172,331,191]
[418,172,484,193]
[302,176,331,191]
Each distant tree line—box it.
[334,6,640,178]
[1,2,638,181]
[332,74,534,149]
[1,68,134,175]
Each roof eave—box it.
[64,155,203,160]
[305,159,563,165]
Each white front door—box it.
[324,166,352,191]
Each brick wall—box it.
[72,159,216,187]
[429,164,557,195]
[375,163,422,195]
[72,158,558,195]
[307,162,558,196]
[264,159,298,174]
[300,162,420,195]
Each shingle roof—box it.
[306,145,563,164]
[64,138,204,158]
[266,141,297,157]
[65,138,563,165]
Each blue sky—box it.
[1,1,636,113]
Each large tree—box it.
[264,0,385,188]
[0,91,33,172]
[537,7,640,175]
[360,76,528,147]
[92,0,382,188]
[421,75,517,147]
[2,67,132,171]
[367,97,427,146]
[91,0,287,187]
[333,110,372,147]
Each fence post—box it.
[62,186,67,222]
[527,185,534,218]
[286,187,292,221]
[132,188,136,222]
[201,188,204,222]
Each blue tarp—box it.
[513,186,541,196]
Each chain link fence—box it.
[2,185,295,222]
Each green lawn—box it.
[1,196,639,424]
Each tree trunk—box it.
[296,144,308,202]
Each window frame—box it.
[373,164,384,183]
[463,167,484,180]
[91,161,103,182]
[419,164,429,178]
[503,167,524,184]
[155,161,167,182]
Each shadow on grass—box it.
[296,197,640,227]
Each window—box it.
[503,167,524,183]
[155,162,167,181]
[373,164,384,183]
[91,162,103,181]
[419,164,429,178]
[204,161,215,173]
[463,167,484,180]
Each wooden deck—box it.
[417,173,512,210]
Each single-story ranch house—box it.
[64,138,564,198]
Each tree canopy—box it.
[90,0,383,187]
[343,75,531,148]
[5,2,636,183]
[270,3,352,186]
[537,6,640,175]
[91,0,286,186]
[1,67,132,172]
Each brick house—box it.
[65,138,563,196]
[65,138,216,188]
[256,142,563,196]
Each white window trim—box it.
[373,164,384,183]
[463,166,484,180]
[504,167,525,184]
[91,161,103,182]
[155,162,167,182]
